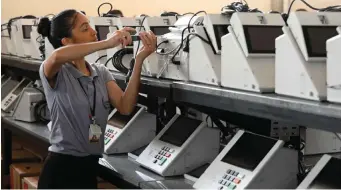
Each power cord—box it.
[125,16,148,83]
[168,10,214,64]
[221,1,262,15]
[1,23,8,32]
[170,28,212,64]
[288,0,341,13]
[187,11,207,33]
[169,26,190,64]
[95,55,107,63]
[110,48,134,74]
[105,57,113,67]
[36,35,46,59]
[97,2,113,16]
[284,0,341,22]
[32,86,50,124]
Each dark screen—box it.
[187,163,210,178]
[244,26,283,54]
[95,26,110,41]
[107,107,140,129]
[303,26,338,57]
[1,75,9,85]
[309,157,341,189]
[221,132,276,171]
[159,116,201,147]
[150,26,171,36]
[213,25,229,50]
[13,79,30,95]
[22,25,32,39]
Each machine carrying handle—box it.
[156,58,170,79]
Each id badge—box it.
[89,124,102,143]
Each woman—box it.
[37,9,157,189]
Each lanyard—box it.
[77,79,97,124]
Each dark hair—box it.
[107,9,124,17]
[37,9,79,49]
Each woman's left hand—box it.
[135,31,157,63]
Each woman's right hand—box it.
[105,27,136,48]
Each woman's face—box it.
[69,12,98,44]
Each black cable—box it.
[241,0,249,5]
[186,33,211,44]
[210,116,229,138]
[44,13,55,18]
[33,86,45,97]
[156,40,169,51]
[36,35,46,59]
[32,87,50,124]
[134,16,148,59]
[95,55,107,63]
[170,26,190,64]
[169,11,213,64]
[170,29,212,64]
[221,1,262,14]
[105,57,113,67]
[182,12,194,16]
[287,0,297,15]
[34,100,50,124]
[298,0,323,11]
[97,2,113,16]
[187,11,207,33]
[287,0,341,14]
[1,23,8,31]
[110,48,134,74]
[7,16,22,38]
[125,16,148,83]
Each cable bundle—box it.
[107,48,134,74]
[32,87,50,124]
[36,36,46,59]
[221,1,262,15]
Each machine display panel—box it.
[22,25,32,39]
[309,157,341,189]
[150,26,171,36]
[243,25,283,54]
[1,75,9,85]
[107,107,140,129]
[221,132,276,171]
[213,25,229,50]
[95,26,110,41]
[187,163,210,178]
[303,26,338,57]
[159,116,201,147]
[12,79,31,96]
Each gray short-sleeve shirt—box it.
[39,61,115,156]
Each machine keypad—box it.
[153,146,174,165]
[218,169,244,189]
[104,129,116,145]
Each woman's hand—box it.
[105,27,135,48]
[135,31,157,63]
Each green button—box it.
[105,138,111,145]
[159,158,167,166]
[229,184,236,189]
